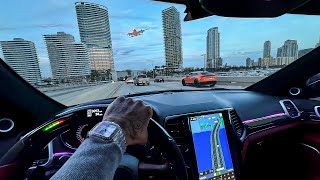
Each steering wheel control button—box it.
[0,118,14,133]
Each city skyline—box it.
[1,0,320,78]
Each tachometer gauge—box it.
[60,124,92,149]
[76,124,90,143]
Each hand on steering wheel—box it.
[103,96,153,146]
[0,97,187,180]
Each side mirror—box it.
[304,73,320,97]
[306,73,320,90]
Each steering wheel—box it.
[0,114,188,180]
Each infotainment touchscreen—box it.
[189,113,235,180]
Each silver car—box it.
[134,74,150,86]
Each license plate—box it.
[209,78,212,80]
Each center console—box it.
[164,109,241,180]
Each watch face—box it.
[95,122,117,137]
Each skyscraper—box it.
[162,6,183,72]
[258,58,263,67]
[263,40,271,67]
[315,36,320,48]
[246,58,253,67]
[276,47,283,65]
[298,48,313,58]
[207,27,220,68]
[263,41,271,58]
[44,32,90,81]
[0,38,41,85]
[280,40,298,65]
[216,57,223,68]
[75,2,114,71]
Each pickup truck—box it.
[133,74,150,86]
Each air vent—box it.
[165,118,185,145]
[280,100,300,118]
[314,106,320,118]
[229,110,245,139]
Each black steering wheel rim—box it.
[0,112,188,180]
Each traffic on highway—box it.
[42,78,246,106]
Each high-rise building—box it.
[315,36,320,48]
[44,32,90,81]
[270,57,277,66]
[263,41,271,58]
[246,58,253,67]
[207,27,220,68]
[0,38,41,85]
[298,48,313,58]
[162,6,183,72]
[258,58,263,67]
[216,57,223,68]
[277,40,298,65]
[75,2,114,71]
[276,47,283,65]
[263,41,271,67]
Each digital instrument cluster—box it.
[60,107,107,149]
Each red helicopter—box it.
[123,28,150,38]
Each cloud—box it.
[109,14,159,22]
[119,49,135,56]
[0,23,76,31]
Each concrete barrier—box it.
[217,76,266,83]
[157,76,266,84]
[38,82,108,93]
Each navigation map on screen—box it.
[190,113,235,180]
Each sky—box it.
[1,0,320,78]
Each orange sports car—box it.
[182,71,217,87]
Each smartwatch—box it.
[87,121,127,154]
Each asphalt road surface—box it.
[44,82,246,106]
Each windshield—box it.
[1,0,320,106]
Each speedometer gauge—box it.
[60,124,92,149]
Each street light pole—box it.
[201,54,206,71]
[147,59,155,78]
[151,60,154,78]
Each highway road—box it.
[44,82,246,106]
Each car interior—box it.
[1,0,320,180]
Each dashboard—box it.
[32,90,320,179]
